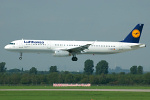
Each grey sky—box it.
[0,0,150,71]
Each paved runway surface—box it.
[0,89,150,92]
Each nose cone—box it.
[4,45,9,50]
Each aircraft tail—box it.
[120,24,144,43]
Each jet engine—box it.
[53,50,71,57]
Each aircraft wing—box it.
[62,44,91,53]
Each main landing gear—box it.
[72,57,78,61]
[72,54,78,61]
[19,52,22,60]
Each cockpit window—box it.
[9,43,15,45]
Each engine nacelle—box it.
[53,50,71,57]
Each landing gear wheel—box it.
[72,57,78,61]
[19,57,22,60]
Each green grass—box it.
[0,91,150,100]
[0,85,150,89]
[0,86,150,100]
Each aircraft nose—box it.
[4,45,9,50]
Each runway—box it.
[0,89,150,92]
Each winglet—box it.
[120,24,144,43]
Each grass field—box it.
[0,86,150,100]
[0,91,150,100]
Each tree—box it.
[47,72,59,84]
[84,59,94,75]
[29,67,37,74]
[65,74,74,83]
[10,73,21,84]
[0,62,6,73]
[130,66,137,74]
[49,66,58,73]
[137,66,143,74]
[144,72,150,84]
[96,60,109,75]
[20,73,31,84]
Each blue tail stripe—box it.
[120,24,144,43]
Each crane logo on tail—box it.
[132,29,140,38]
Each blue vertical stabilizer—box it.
[120,24,144,43]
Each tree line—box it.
[0,61,149,85]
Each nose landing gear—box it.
[19,57,22,60]
[19,53,22,60]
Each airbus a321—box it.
[4,24,146,61]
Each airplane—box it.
[4,24,146,61]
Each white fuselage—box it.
[4,39,146,55]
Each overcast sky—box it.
[0,0,150,72]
